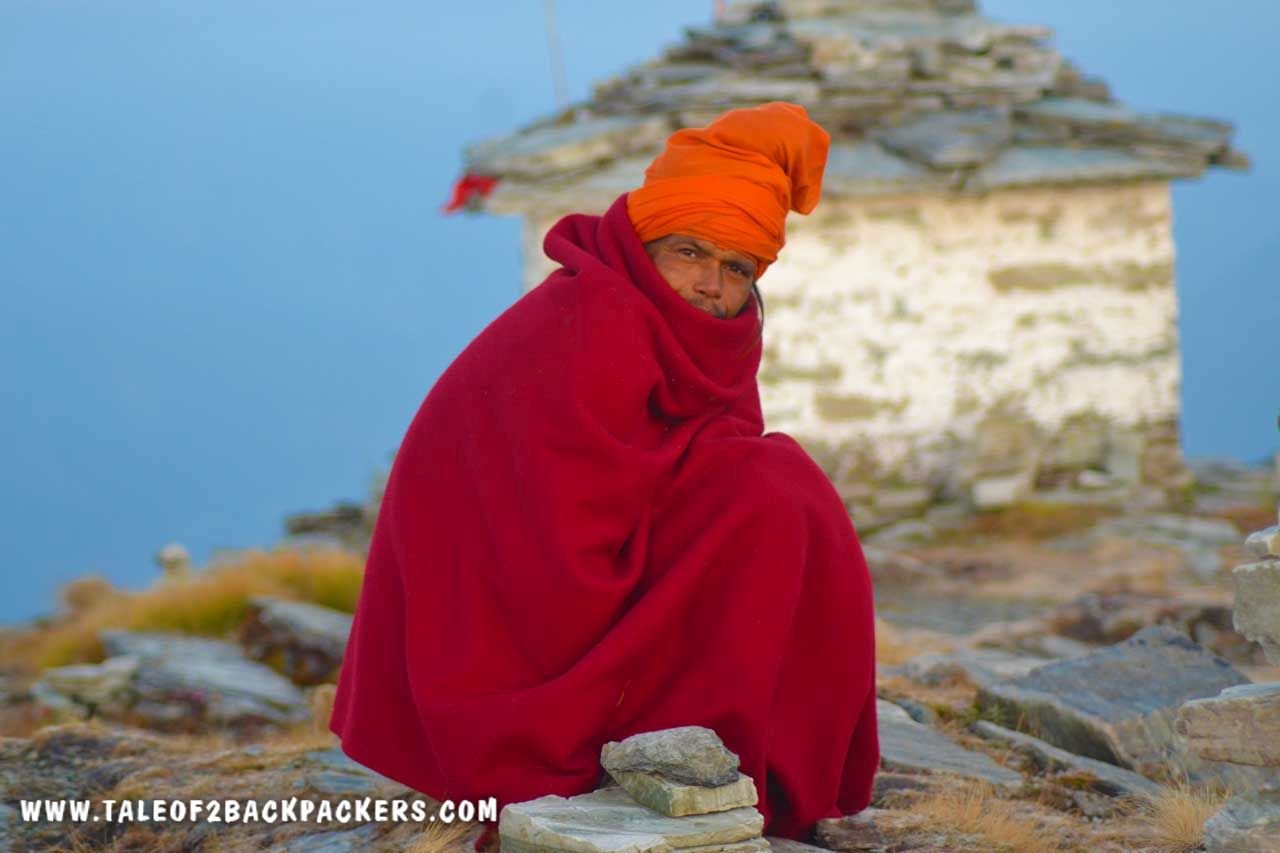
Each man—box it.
[329,101,879,845]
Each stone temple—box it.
[447,0,1249,524]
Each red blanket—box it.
[330,191,878,841]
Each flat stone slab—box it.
[877,701,1021,789]
[1234,561,1280,665]
[971,721,1159,797]
[498,785,764,853]
[1176,682,1280,767]
[601,727,740,788]
[1204,789,1280,853]
[610,770,757,817]
[976,626,1268,788]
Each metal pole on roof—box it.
[544,0,569,108]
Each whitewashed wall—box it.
[518,180,1181,497]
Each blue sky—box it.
[1,1,1276,625]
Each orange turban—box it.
[626,101,830,280]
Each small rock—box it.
[601,726,740,788]
[1176,682,1280,767]
[35,656,139,716]
[1076,469,1113,489]
[498,785,765,853]
[971,721,1158,797]
[238,597,353,685]
[1245,526,1280,558]
[1203,789,1280,853]
[971,471,1031,510]
[814,809,889,851]
[871,772,935,804]
[608,769,757,817]
[155,542,191,577]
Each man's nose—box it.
[695,263,723,297]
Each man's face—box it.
[643,233,757,319]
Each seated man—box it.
[329,101,879,844]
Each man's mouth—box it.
[690,299,727,319]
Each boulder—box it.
[971,721,1159,797]
[129,652,309,731]
[238,597,353,685]
[600,726,740,788]
[877,700,1022,789]
[35,631,309,732]
[497,785,766,853]
[976,626,1270,787]
[1176,682,1280,767]
[1203,789,1280,853]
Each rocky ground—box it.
[1,456,1277,851]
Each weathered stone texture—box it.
[498,786,765,853]
[1176,682,1280,767]
[608,770,757,818]
[976,626,1271,787]
[1234,561,1280,665]
[1203,789,1280,853]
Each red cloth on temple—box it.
[442,173,499,213]
[329,191,879,841]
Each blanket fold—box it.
[330,191,878,840]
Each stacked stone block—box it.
[1175,502,1280,851]
[499,726,775,853]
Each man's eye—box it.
[678,248,697,258]
[727,265,747,277]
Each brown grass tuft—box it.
[404,819,483,852]
[1124,779,1229,852]
[911,782,1066,853]
[0,546,364,670]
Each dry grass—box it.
[911,782,1067,853]
[1200,502,1277,535]
[404,819,485,852]
[0,546,364,670]
[874,618,954,666]
[1124,780,1229,852]
[933,501,1113,545]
